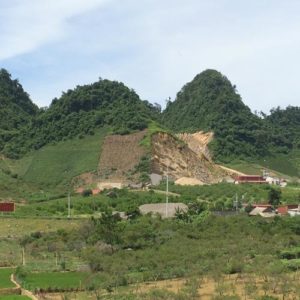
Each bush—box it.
[82,189,92,197]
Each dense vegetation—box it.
[1,72,159,158]
[162,69,300,162]
[17,212,300,295]
[265,106,300,152]
[11,183,299,218]
[0,69,38,154]
[0,185,299,298]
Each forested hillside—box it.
[3,77,159,158]
[162,69,300,162]
[266,106,300,152]
[162,70,269,160]
[0,69,38,153]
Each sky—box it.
[0,0,299,113]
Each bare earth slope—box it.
[98,130,147,181]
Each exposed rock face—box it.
[151,132,224,184]
[176,131,213,161]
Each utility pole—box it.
[234,193,238,211]
[165,164,169,218]
[55,252,58,268]
[22,247,25,266]
[68,192,71,219]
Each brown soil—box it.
[97,130,147,182]
[41,273,300,299]
[175,177,204,186]
[134,274,300,299]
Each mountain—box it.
[0,68,298,200]
[162,69,269,161]
[3,68,299,163]
[0,69,38,153]
[4,78,160,158]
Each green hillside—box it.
[21,127,108,187]
[265,106,300,152]
[4,76,159,158]
[0,128,108,200]
[0,69,38,154]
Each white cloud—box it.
[0,0,111,60]
[1,0,300,112]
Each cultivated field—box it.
[39,273,300,299]
[20,272,89,291]
[0,268,15,289]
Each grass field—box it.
[0,239,20,267]
[0,128,108,201]
[0,268,15,288]
[258,154,300,178]
[21,128,108,188]
[0,167,39,201]
[21,271,89,290]
[0,218,80,238]
[226,151,300,179]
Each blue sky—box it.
[0,0,299,112]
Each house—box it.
[265,176,287,187]
[288,207,300,217]
[249,206,275,217]
[265,176,280,185]
[279,180,287,188]
[277,204,300,215]
[235,175,266,184]
[0,202,15,212]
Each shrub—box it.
[82,189,92,197]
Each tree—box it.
[90,211,123,250]
[268,188,281,207]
